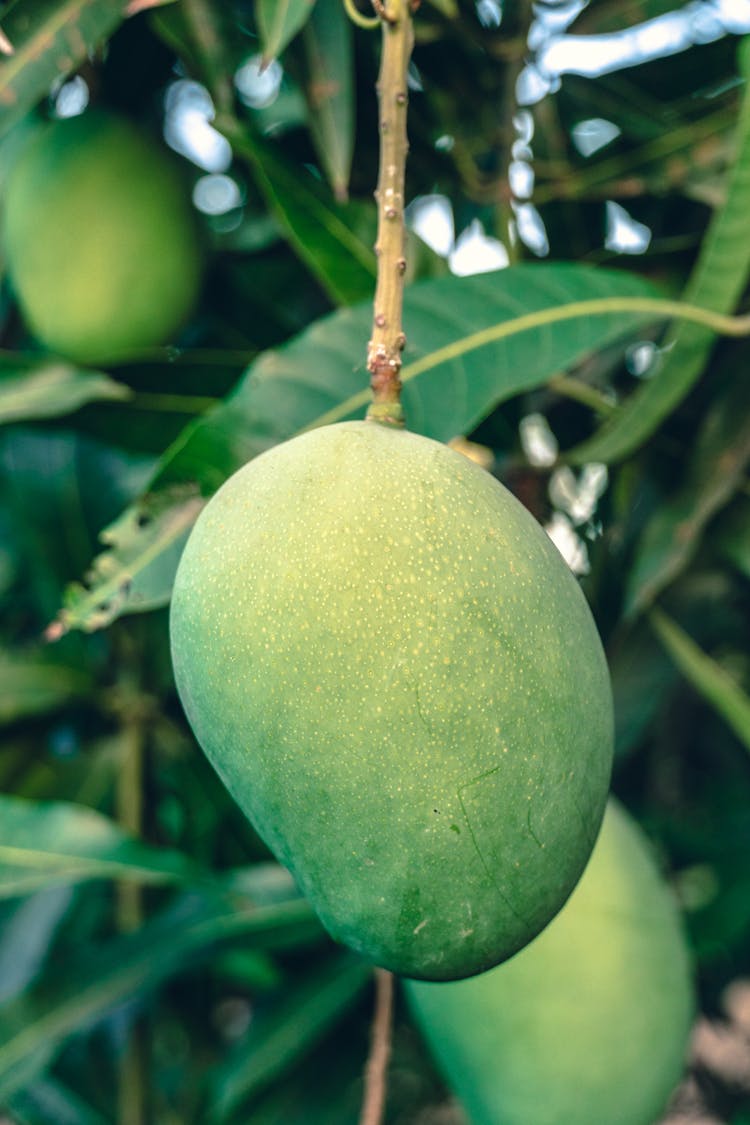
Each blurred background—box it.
[0,0,749,1121]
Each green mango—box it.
[1,110,201,364]
[170,421,613,979]
[406,799,695,1124]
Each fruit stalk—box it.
[366,0,414,427]
[359,968,395,1125]
[115,674,148,1125]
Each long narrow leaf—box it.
[0,0,128,138]
[7,1076,110,1125]
[301,0,354,201]
[569,35,750,464]
[0,362,130,425]
[0,889,320,1099]
[209,955,369,1120]
[0,795,196,897]
[625,374,750,615]
[649,607,750,753]
[0,888,72,1001]
[220,121,376,306]
[256,0,315,65]
[717,497,750,581]
[179,0,235,115]
[0,656,91,724]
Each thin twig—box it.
[359,969,395,1125]
[343,0,381,29]
[116,716,145,933]
[115,656,148,1125]
[365,0,414,425]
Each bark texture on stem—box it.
[114,653,148,1125]
[359,969,395,1125]
[366,0,414,427]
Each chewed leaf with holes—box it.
[49,485,205,637]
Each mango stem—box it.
[359,968,395,1125]
[365,0,414,428]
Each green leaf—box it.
[255,0,316,65]
[175,0,237,115]
[625,374,750,615]
[0,0,128,138]
[153,265,663,493]
[649,606,750,754]
[209,955,370,1120]
[0,889,320,1100]
[49,484,205,636]
[568,35,750,465]
[7,1077,110,1125]
[300,0,354,202]
[57,264,664,632]
[424,0,459,14]
[0,795,196,897]
[609,622,680,758]
[0,361,131,425]
[0,1047,55,1111]
[0,888,72,1002]
[0,655,91,724]
[220,120,376,306]
[241,1031,365,1125]
[716,497,750,581]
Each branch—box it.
[366,0,414,426]
[359,969,395,1125]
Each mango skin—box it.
[406,800,695,1124]
[170,421,613,980]
[1,111,201,364]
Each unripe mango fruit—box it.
[170,421,613,980]
[406,799,694,1125]
[1,111,201,364]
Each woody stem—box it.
[366,0,414,427]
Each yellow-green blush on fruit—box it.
[170,421,614,980]
[406,799,695,1125]
[1,110,201,364]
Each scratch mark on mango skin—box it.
[573,789,598,849]
[403,667,433,733]
[527,805,544,851]
[457,767,531,929]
